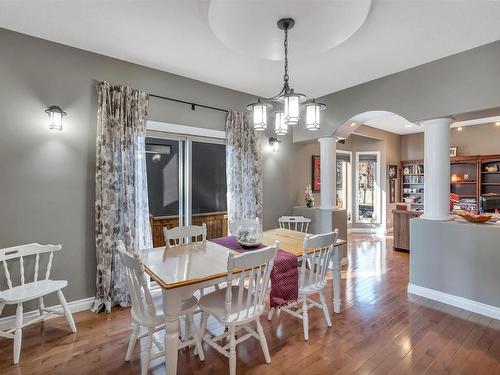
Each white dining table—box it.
[140,228,347,374]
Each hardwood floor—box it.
[1,233,499,374]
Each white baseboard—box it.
[0,297,94,330]
[408,283,500,320]
[348,227,386,234]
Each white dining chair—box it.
[163,223,207,248]
[278,216,311,233]
[0,243,77,364]
[198,242,279,375]
[228,218,261,236]
[117,241,205,375]
[279,230,338,340]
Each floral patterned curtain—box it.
[91,81,152,313]
[226,111,263,223]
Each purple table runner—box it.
[210,236,298,308]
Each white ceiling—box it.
[1,1,500,98]
[364,114,500,135]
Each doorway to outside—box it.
[355,151,381,224]
[145,133,227,247]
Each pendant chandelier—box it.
[247,18,326,135]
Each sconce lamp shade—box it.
[269,137,281,152]
[45,105,66,131]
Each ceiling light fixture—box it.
[496,121,500,126]
[457,126,463,131]
[247,18,326,134]
[404,124,413,128]
[350,122,356,127]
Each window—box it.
[336,151,352,222]
[355,152,381,224]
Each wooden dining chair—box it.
[0,243,77,364]
[278,215,311,233]
[228,218,261,236]
[198,242,279,375]
[117,241,205,375]
[163,223,207,248]
[279,230,338,340]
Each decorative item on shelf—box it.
[485,164,499,172]
[403,166,410,175]
[450,146,458,157]
[464,174,469,181]
[45,105,66,131]
[451,174,460,183]
[450,193,461,211]
[311,155,320,192]
[388,165,398,180]
[305,184,314,208]
[246,18,326,134]
[235,222,263,248]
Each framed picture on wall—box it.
[388,164,398,180]
[311,155,321,192]
[450,146,458,157]
[389,179,396,203]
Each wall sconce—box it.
[269,137,281,152]
[45,105,66,131]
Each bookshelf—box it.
[401,160,424,210]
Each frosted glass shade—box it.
[46,105,66,131]
[253,103,268,131]
[305,103,321,131]
[284,95,300,125]
[275,112,287,136]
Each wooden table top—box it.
[141,228,347,290]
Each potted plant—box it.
[305,184,315,208]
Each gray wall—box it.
[401,123,500,160]
[0,28,294,311]
[410,218,500,311]
[294,40,500,142]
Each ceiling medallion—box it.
[247,18,326,135]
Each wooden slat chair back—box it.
[163,224,207,248]
[0,243,60,289]
[228,218,261,236]
[0,243,76,364]
[117,240,205,375]
[225,244,278,322]
[278,230,338,341]
[117,242,158,325]
[278,216,311,233]
[300,230,338,291]
[198,241,279,375]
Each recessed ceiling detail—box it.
[206,0,371,60]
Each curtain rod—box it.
[149,93,229,114]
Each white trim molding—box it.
[0,297,94,330]
[408,283,500,320]
[147,120,226,139]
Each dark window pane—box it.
[192,142,227,214]
[145,137,179,217]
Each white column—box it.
[318,137,337,209]
[421,117,452,220]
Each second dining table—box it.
[140,228,347,374]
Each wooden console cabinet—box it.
[393,210,423,251]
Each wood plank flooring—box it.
[1,233,499,374]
